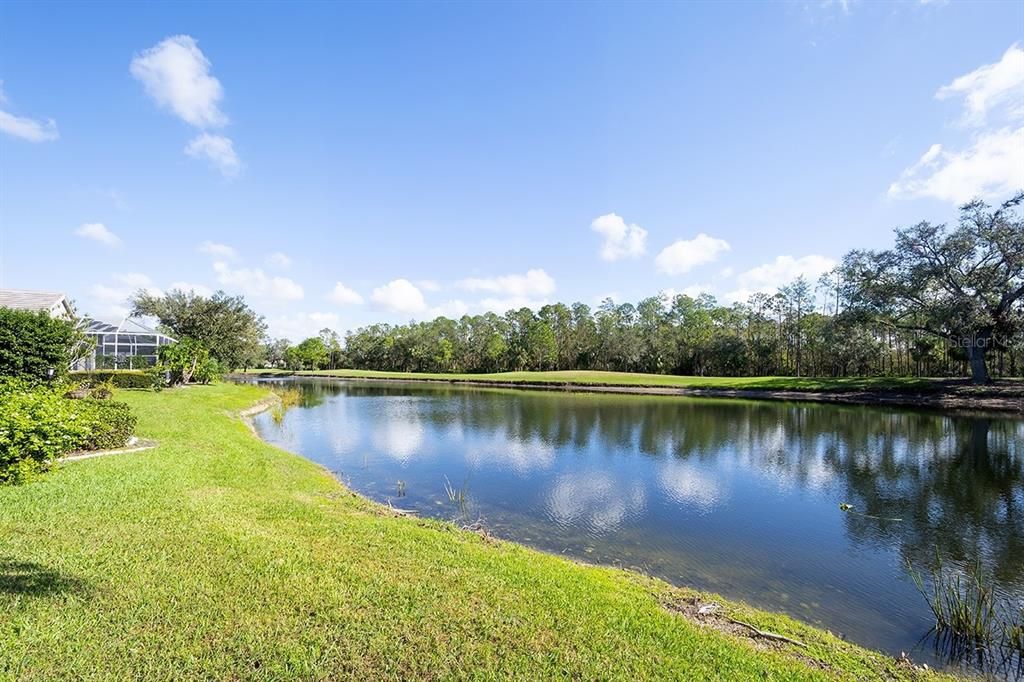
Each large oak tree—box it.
[130,289,267,371]
[840,193,1024,384]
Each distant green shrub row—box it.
[71,370,161,389]
[0,379,137,484]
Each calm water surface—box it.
[250,378,1024,674]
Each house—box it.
[0,288,176,370]
[0,288,75,319]
[78,318,177,370]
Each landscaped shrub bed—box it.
[70,370,159,389]
[0,379,137,484]
[74,399,137,451]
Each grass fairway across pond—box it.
[260,368,949,392]
[0,384,949,680]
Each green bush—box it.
[70,370,158,389]
[0,307,83,382]
[193,357,224,385]
[0,380,90,484]
[75,399,137,451]
[159,338,220,384]
[0,379,137,484]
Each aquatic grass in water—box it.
[443,475,466,505]
[907,553,998,644]
[1005,604,1024,653]
[269,385,303,423]
[443,475,472,518]
[909,553,1024,676]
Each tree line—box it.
[132,194,1023,384]
[269,195,1024,383]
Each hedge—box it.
[71,370,160,389]
[75,399,137,451]
[0,379,137,484]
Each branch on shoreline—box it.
[726,617,808,649]
[386,501,418,516]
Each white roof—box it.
[0,289,71,316]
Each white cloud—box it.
[0,110,58,142]
[327,281,364,306]
[197,241,236,259]
[168,281,213,297]
[131,36,242,176]
[371,279,426,314]
[88,285,133,319]
[213,261,304,302]
[661,285,714,303]
[457,269,556,298]
[266,311,341,340]
[185,133,240,177]
[266,252,292,269]
[478,297,550,313]
[890,45,1024,205]
[887,127,1024,203]
[0,81,58,142]
[724,254,836,303]
[75,222,121,246]
[936,44,1024,126]
[112,272,153,288]
[87,276,162,320]
[130,35,227,128]
[654,234,730,275]
[429,299,470,318]
[590,213,648,261]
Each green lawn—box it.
[0,384,949,679]
[260,368,946,392]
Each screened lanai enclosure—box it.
[76,318,176,370]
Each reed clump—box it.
[269,385,303,423]
[909,551,1023,667]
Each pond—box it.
[249,377,1024,675]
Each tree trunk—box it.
[965,330,992,385]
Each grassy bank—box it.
[1,384,947,679]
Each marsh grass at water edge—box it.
[907,551,1024,674]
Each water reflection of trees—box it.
[306,380,1024,586]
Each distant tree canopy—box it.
[841,193,1024,384]
[259,196,1023,383]
[130,290,266,371]
[0,307,88,382]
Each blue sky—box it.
[1,1,1021,340]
